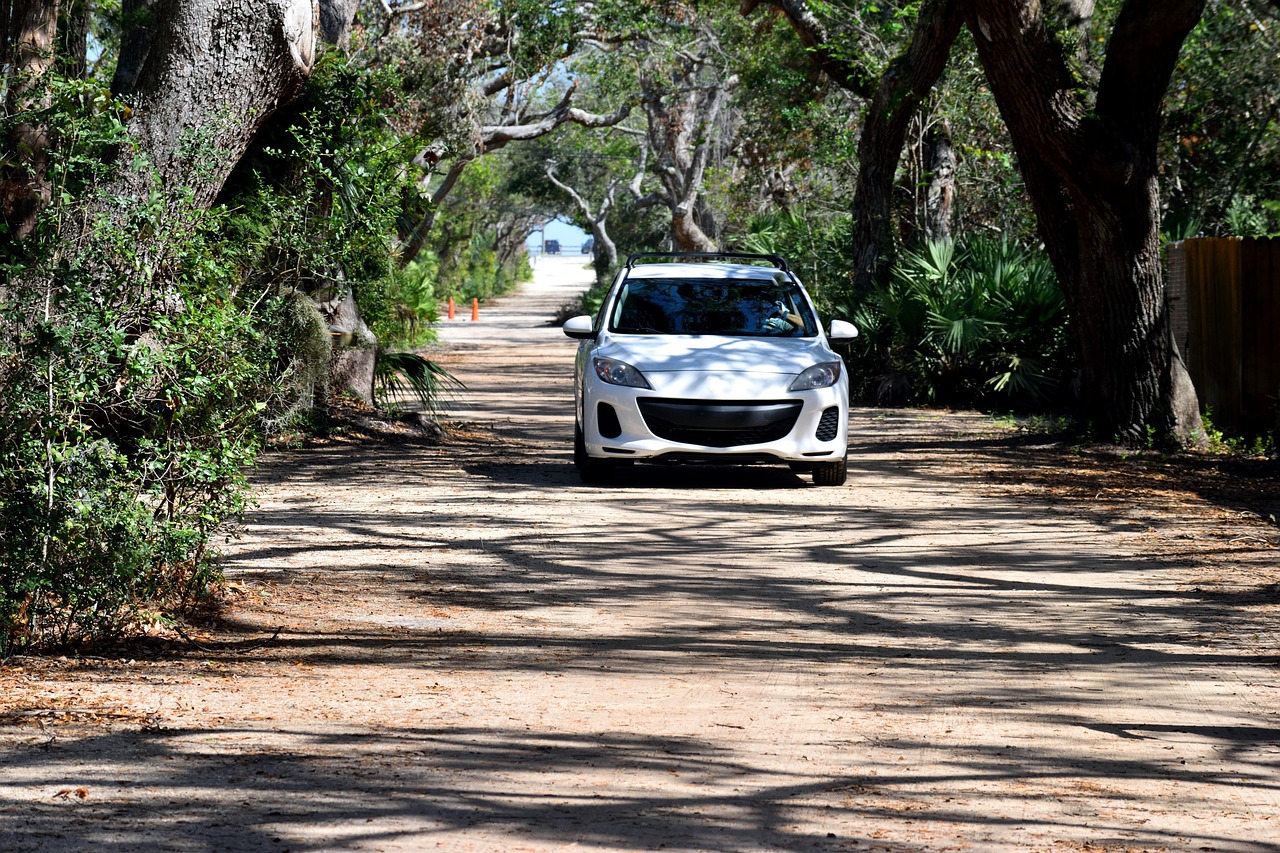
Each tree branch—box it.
[482,70,513,97]
[480,91,632,152]
[545,162,592,218]
[742,0,877,97]
[1096,0,1206,149]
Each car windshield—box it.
[608,276,818,337]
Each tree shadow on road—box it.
[6,409,1279,851]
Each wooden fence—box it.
[1167,237,1280,435]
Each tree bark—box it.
[847,0,963,295]
[106,0,320,211]
[318,0,357,47]
[965,0,1204,445]
[1,0,60,242]
[923,121,955,242]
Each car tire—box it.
[811,455,847,487]
[574,421,615,484]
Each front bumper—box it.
[581,379,848,463]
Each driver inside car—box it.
[763,299,804,334]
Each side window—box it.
[595,271,628,331]
[608,282,631,330]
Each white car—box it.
[563,252,857,485]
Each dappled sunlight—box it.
[8,271,1277,852]
[168,408,1280,850]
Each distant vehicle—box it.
[562,252,859,486]
[545,240,561,255]
[581,237,595,254]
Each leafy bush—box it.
[0,78,321,653]
[222,54,428,349]
[731,209,854,316]
[374,255,441,348]
[0,204,286,653]
[843,236,1074,409]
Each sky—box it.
[525,216,590,253]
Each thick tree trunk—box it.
[848,0,962,294]
[1,0,60,241]
[670,209,718,253]
[107,0,320,211]
[965,0,1204,445]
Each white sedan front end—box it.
[578,333,848,463]
[564,254,857,486]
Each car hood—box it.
[595,334,835,375]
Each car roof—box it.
[625,262,790,281]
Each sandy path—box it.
[2,254,1279,852]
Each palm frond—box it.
[373,351,464,415]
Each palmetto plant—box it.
[373,351,465,416]
[862,236,1071,407]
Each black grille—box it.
[597,402,622,438]
[815,406,841,441]
[638,399,801,448]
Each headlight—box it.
[789,361,842,391]
[593,357,651,389]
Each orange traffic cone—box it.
[471,298,479,321]
[447,296,455,320]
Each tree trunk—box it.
[111,0,162,96]
[318,0,357,47]
[923,121,955,242]
[591,218,619,278]
[847,0,963,295]
[106,0,320,211]
[965,0,1204,445]
[1,0,60,242]
[670,208,717,253]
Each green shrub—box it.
[0,203,284,652]
[844,236,1073,409]
[373,255,441,348]
[0,77,309,653]
[732,209,854,316]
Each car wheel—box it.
[811,455,847,487]
[574,421,615,484]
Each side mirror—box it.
[828,319,859,341]
[563,315,597,340]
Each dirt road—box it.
[3,254,1279,852]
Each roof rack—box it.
[625,251,790,272]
